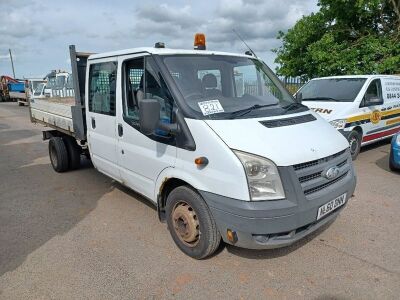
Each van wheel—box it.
[49,137,69,172]
[63,136,81,170]
[348,130,361,160]
[166,186,221,259]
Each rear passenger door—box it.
[86,59,121,181]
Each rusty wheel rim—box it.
[172,201,200,247]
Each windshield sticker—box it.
[198,100,225,116]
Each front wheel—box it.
[348,130,361,160]
[166,186,221,259]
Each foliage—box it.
[274,0,400,80]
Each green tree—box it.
[274,0,400,80]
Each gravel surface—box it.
[0,102,399,299]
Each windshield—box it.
[162,55,305,119]
[34,83,45,96]
[300,78,367,102]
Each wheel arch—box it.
[155,168,208,222]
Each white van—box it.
[299,75,400,159]
[30,40,356,259]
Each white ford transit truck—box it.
[29,37,356,259]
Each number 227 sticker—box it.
[198,100,225,116]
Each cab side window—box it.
[88,62,117,116]
[361,79,382,107]
[123,56,175,135]
[124,58,144,122]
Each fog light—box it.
[227,229,238,244]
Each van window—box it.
[88,62,117,116]
[123,56,175,133]
[162,55,299,119]
[301,78,366,102]
[124,57,144,121]
[363,79,382,104]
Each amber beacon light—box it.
[194,33,206,50]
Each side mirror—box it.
[139,99,180,136]
[295,92,302,103]
[367,96,383,106]
[139,99,161,135]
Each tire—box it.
[348,130,362,160]
[49,137,69,173]
[166,186,221,259]
[18,102,23,106]
[63,136,81,170]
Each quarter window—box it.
[88,61,117,116]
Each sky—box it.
[0,0,318,79]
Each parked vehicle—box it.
[19,78,46,106]
[30,37,356,259]
[44,70,71,98]
[390,133,400,171]
[0,76,26,102]
[299,75,400,159]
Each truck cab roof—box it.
[88,47,253,60]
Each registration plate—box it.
[317,193,347,220]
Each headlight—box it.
[329,119,347,129]
[233,150,285,201]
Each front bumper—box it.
[200,151,356,250]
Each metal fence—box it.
[279,77,306,94]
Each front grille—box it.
[304,172,348,195]
[294,149,346,171]
[293,149,351,197]
[259,114,316,128]
[299,171,321,183]
[298,157,349,184]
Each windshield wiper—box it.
[282,102,304,113]
[302,97,340,102]
[228,104,277,119]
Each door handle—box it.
[118,123,123,137]
[91,117,96,129]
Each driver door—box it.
[360,78,384,142]
[116,55,176,201]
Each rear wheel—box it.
[348,130,361,160]
[63,136,81,170]
[49,137,69,172]
[166,186,221,259]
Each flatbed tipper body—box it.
[29,46,90,139]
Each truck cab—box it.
[300,75,400,159]
[31,38,356,259]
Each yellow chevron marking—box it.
[347,108,400,123]
[386,117,400,126]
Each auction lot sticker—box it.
[198,100,225,116]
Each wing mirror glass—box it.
[139,99,179,136]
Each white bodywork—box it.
[83,48,349,203]
[301,75,400,145]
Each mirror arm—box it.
[158,122,180,135]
